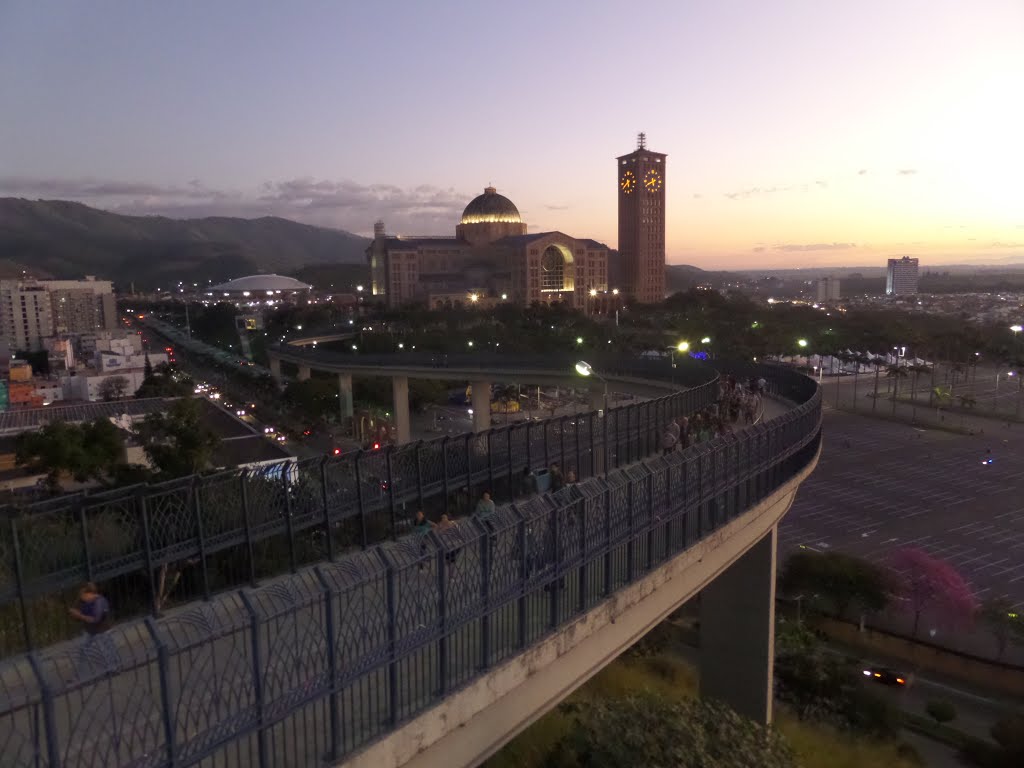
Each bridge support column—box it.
[269,356,282,385]
[392,375,411,446]
[297,364,311,381]
[470,380,491,433]
[589,383,606,414]
[699,525,777,724]
[338,373,353,434]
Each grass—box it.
[777,715,922,768]
[485,648,925,768]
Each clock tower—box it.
[617,132,666,304]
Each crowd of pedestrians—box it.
[660,374,764,454]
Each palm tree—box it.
[851,354,870,412]
[871,356,887,413]
[933,385,951,418]
[887,365,908,416]
[906,363,930,422]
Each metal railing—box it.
[0,358,719,657]
[0,361,821,768]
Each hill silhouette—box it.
[0,198,370,288]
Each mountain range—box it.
[0,198,370,288]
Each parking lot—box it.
[780,409,1024,658]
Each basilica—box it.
[367,186,610,309]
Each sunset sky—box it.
[1,0,1022,269]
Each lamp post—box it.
[576,360,609,476]
[670,340,689,368]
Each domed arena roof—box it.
[211,274,312,293]
[460,187,521,225]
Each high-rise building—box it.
[886,257,919,295]
[0,282,54,351]
[0,277,117,351]
[816,277,841,302]
[617,133,666,304]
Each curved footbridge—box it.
[0,354,820,768]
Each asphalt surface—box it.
[781,407,1024,662]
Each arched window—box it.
[540,246,565,291]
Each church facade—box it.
[368,186,609,309]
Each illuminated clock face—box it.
[644,170,663,192]
[620,170,636,194]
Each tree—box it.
[780,551,890,621]
[925,699,956,726]
[284,378,341,423]
[549,694,796,768]
[15,419,126,489]
[143,352,154,380]
[978,596,1024,660]
[889,548,976,637]
[137,398,219,477]
[136,365,193,398]
[98,375,130,401]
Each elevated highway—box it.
[0,355,821,768]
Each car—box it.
[861,665,909,687]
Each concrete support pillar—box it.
[392,375,411,446]
[338,373,353,419]
[589,383,606,414]
[470,380,491,433]
[269,356,282,384]
[699,525,777,724]
[297,364,311,381]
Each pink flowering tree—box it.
[889,548,977,637]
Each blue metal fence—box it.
[0,358,719,657]
[0,362,821,768]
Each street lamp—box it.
[576,336,584,345]
[797,338,808,349]
[1011,325,1022,334]
[677,341,690,352]
[575,360,609,476]
[701,337,711,345]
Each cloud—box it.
[858,169,868,175]
[692,193,702,199]
[752,246,766,253]
[988,241,1024,248]
[544,204,569,211]
[0,174,470,234]
[897,168,918,175]
[725,186,785,200]
[0,175,229,200]
[773,243,857,252]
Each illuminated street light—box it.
[469,293,479,303]
[501,293,508,300]
[1012,324,1023,334]
[398,343,404,349]
[356,285,364,292]
[576,361,609,475]
[701,337,711,344]
[612,289,619,295]
[797,339,808,348]
[589,288,597,297]
[677,341,689,352]
[576,336,584,344]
